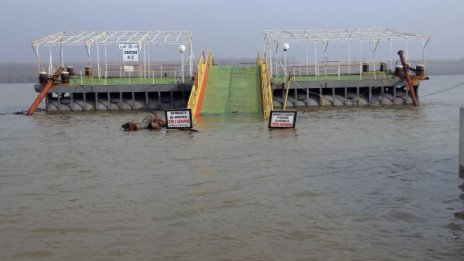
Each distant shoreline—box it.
[1,59,463,83]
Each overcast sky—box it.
[2,0,463,62]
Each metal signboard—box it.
[268,110,297,128]
[123,65,134,72]
[165,109,193,129]
[120,42,139,62]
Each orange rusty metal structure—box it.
[27,67,64,115]
[397,50,419,107]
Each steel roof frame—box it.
[263,28,430,44]
[32,31,194,78]
[263,28,431,79]
[32,31,192,48]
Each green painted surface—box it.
[63,77,183,86]
[202,66,260,114]
[272,72,391,85]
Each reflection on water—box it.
[0,77,464,260]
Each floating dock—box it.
[29,28,431,118]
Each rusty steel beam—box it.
[398,50,419,107]
[27,67,64,116]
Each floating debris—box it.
[121,121,141,131]
[455,211,464,220]
[142,113,166,130]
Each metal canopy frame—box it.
[32,31,192,47]
[264,28,430,44]
[32,31,194,81]
[263,28,431,78]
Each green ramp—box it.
[202,66,261,114]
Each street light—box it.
[283,42,290,79]
[178,44,186,83]
[282,42,290,111]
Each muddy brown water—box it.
[1,76,463,260]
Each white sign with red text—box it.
[269,111,297,128]
[165,109,193,129]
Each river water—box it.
[1,76,463,260]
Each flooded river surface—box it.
[1,76,464,260]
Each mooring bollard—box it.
[460,106,464,173]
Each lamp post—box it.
[282,42,290,110]
[178,44,186,83]
[283,42,289,79]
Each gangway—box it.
[200,65,261,115]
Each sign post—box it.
[268,110,297,128]
[165,109,193,129]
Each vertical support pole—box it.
[95,92,99,110]
[275,42,279,78]
[57,93,61,111]
[390,39,393,71]
[348,42,351,75]
[170,91,174,109]
[324,41,328,80]
[314,42,318,79]
[70,93,74,111]
[344,87,347,105]
[360,40,363,80]
[148,44,151,79]
[119,92,122,110]
[96,43,101,79]
[48,45,53,75]
[306,41,309,75]
[131,92,135,109]
[189,37,193,78]
[83,92,87,111]
[145,92,149,108]
[104,44,108,82]
[369,87,372,104]
[269,41,273,78]
[306,88,309,106]
[60,40,64,67]
[181,51,185,83]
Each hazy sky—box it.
[2,0,463,62]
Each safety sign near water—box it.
[165,109,193,129]
[268,111,297,128]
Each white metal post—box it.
[96,43,101,79]
[48,45,53,75]
[189,39,193,78]
[348,42,351,75]
[306,42,309,75]
[60,41,64,67]
[104,44,108,81]
[314,42,318,79]
[269,41,273,78]
[181,52,185,83]
[360,40,363,80]
[390,39,393,71]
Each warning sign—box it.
[165,109,193,129]
[268,111,297,128]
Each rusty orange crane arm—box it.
[26,67,63,116]
[398,50,419,107]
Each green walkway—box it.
[202,66,261,114]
